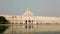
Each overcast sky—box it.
[0,0,60,16]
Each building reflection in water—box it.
[24,20,34,29]
[0,25,9,34]
[1,22,60,34]
[25,25,33,29]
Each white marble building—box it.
[0,8,60,24]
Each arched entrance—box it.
[25,20,33,24]
[25,20,27,24]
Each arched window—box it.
[12,16,17,19]
[20,23,23,24]
[32,20,33,22]
[25,20,27,23]
[15,22,18,24]
[12,16,14,19]
[28,20,31,22]
[15,16,17,18]
[25,20,27,24]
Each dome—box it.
[22,8,34,16]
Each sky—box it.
[0,0,60,16]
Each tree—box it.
[0,16,10,33]
[0,16,9,24]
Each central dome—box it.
[22,8,33,16]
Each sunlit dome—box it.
[22,8,34,16]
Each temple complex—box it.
[0,8,60,24]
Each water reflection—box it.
[0,24,60,34]
[0,25,9,34]
[25,25,33,29]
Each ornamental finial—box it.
[26,8,30,12]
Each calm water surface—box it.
[0,24,60,34]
